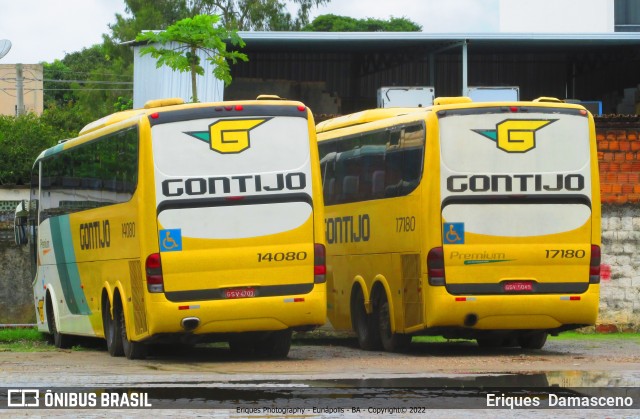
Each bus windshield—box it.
[152,115,313,239]
[439,110,592,237]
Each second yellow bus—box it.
[316,97,601,351]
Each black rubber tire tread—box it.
[47,295,73,349]
[350,286,381,351]
[103,298,123,357]
[518,332,548,350]
[118,301,147,360]
[376,291,411,353]
[256,330,292,359]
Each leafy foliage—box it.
[136,14,248,101]
[0,114,63,185]
[183,0,330,30]
[42,44,133,131]
[113,96,134,112]
[304,14,422,32]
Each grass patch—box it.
[411,331,640,344]
[0,327,45,343]
[412,336,470,344]
[0,327,54,352]
[550,331,640,340]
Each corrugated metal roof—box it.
[236,31,640,51]
[224,31,640,115]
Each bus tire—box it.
[103,298,123,357]
[376,291,411,353]
[518,332,548,350]
[117,301,147,360]
[229,336,257,357]
[476,337,504,348]
[256,330,292,359]
[46,296,73,349]
[350,287,381,351]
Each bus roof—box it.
[316,108,428,134]
[37,96,308,162]
[316,97,590,140]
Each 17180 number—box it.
[545,249,586,258]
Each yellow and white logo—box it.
[474,119,557,153]
[186,118,270,154]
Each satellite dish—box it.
[0,40,12,60]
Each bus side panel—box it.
[325,196,422,332]
[35,216,95,336]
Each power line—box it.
[38,78,133,85]
[2,77,133,85]
[43,69,133,80]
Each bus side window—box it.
[319,142,337,204]
[371,170,385,197]
[399,124,425,194]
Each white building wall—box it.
[133,42,224,108]
[499,0,615,33]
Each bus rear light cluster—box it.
[590,244,601,284]
[427,247,445,286]
[146,253,164,293]
[314,243,326,284]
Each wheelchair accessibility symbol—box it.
[160,229,182,252]
[443,223,464,244]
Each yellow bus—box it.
[14,97,326,359]
[316,97,601,351]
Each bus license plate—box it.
[503,282,533,292]
[225,288,256,299]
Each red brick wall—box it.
[596,118,640,205]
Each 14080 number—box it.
[257,252,308,262]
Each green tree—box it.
[110,0,190,44]
[303,14,422,32]
[0,114,62,185]
[111,0,330,38]
[188,0,330,30]
[42,44,133,129]
[136,14,248,102]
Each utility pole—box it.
[16,63,24,116]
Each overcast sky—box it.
[0,0,498,64]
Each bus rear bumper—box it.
[144,287,326,337]
[423,284,599,332]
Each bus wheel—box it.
[350,287,381,351]
[46,296,73,349]
[376,292,411,353]
[476,337,504,348]
[518,332,548,350]
[116,301,147,360]
[256,330,292,359]
[103,298,123,357]
[229,336,257,357]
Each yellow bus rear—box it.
[317,98,600,351]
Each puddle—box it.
[88,373,640,409]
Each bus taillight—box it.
[146,253,164,293]
[314,243,326,283]
[427,247,445,286]
[590,245,601,284]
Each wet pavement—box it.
[1,336,639,417]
